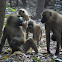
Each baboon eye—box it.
[22,11,24,13]
[49,12,52,16]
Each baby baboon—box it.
[0,15,38,54]
[26,21,42,45]
[41,9,62,55]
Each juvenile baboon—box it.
[26,21,42,45]
[0,15,38,54]
[41,9,62,55]
[18,8,30,21]
[18,8,30,30]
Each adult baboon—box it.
[0,15,38,54]
[26,21,42,45]
[41,9,62,55]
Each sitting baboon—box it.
[26,21,42,45]
[41,9,62,55]
[0,15,38,54]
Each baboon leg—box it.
[33,33,35,40]
[36,37,39,45]
[24,38,38,54]
[10,39,20,53]
[26,29,29,39]
[46,26,50,54]
[55,29,61,55]
[37,35,40,45]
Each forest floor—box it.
[0,0,62,62]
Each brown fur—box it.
[0,15,38,54]
[18,9,30,30]
[41,9,62,55]
[18,8,30,21]
[26,21,42,45]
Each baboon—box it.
[18,8,30,29]
[0,15,38,54]
[41,9,62,55]
[18,8,30,21]
[26,21,42,45]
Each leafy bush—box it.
[5,3,15,18]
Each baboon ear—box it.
[49,12,52,16]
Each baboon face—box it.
[18,9,29,21]
[28,21,34,29]
[17,16,24,26]
[41,10,52,23]
[7,16,24,26]
[19,10,25,17]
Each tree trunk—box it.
[22,0,27,7]
[44,0,50,8]
[0,0,6,37]
[36,0,45,18]
[9,0,18,7]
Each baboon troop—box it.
[0,8,62,56]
